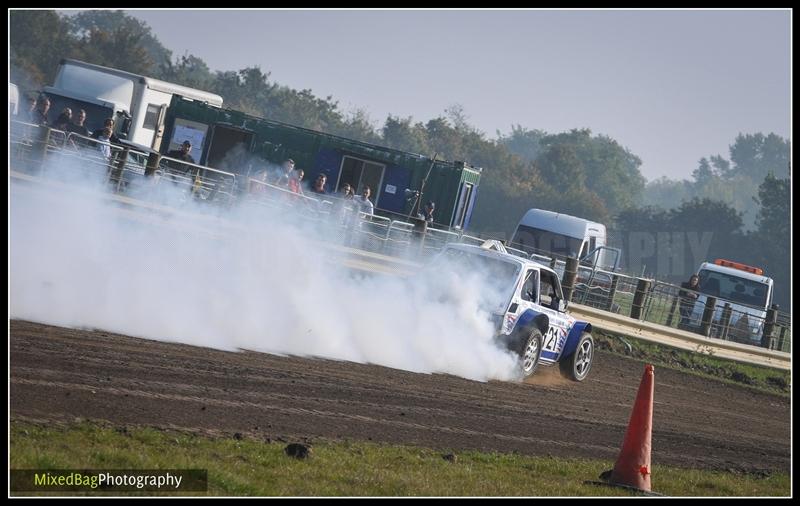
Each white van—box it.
[510,208,620,270]
[41,59,223,151]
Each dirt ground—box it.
[10,319,790,474]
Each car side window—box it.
[539,270,561,309]
[521,269,537,302]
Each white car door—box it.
[538,270,571,362]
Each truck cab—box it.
[689,259,774,344]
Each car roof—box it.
[443,243,559,278]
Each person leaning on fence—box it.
[95,127,113,162]
[91,118,121,145]
[354,185,374,216]
[417,201,435,224]
[32,94,50,126]
[287,168,305,195]
[67,109,89,137]
[22,93,38,124]
[53,107,72,132]
[678,274,700,329]
[309,173,328,196]
[271,158,295,187]
[167,140,196,165]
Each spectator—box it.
[66,109,90,137]
[271,158,295,187]
[53,107,72,131]
[166,140,196,164]
[32,94,50,126]
[417,201,435,224]
[288,168,305,195]
[309,174,328,196]
[354,185,374,215]
[165,140,196,179]
[678,274,700,329]
[22,93,37,123]
[91,118,121,144]
[96,127,113,161]
[338,183,354,200]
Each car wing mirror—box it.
[557,298,569,312]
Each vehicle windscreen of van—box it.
[697,269,769,308]
[512,225,583,259]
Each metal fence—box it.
[11,121,790,353]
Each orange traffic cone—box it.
[604,363,655,493]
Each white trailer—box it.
[42,59,223,152]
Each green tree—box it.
[10,10,75,89]
[66,10,172,72]
[749,174,790,308]
[159,54,216,91]
[73,26,154,76]
[381,116,431,155]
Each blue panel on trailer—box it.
[376,164,411,214]
[312,148,343,187]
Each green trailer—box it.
[161,96,481,230]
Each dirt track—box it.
[10,319,790,473]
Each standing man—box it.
[309,174,328,195]
[678,274,701,330]
[67,109,90,137]
[354,185,374,215]
[271,158,295,187]
[417,201,435,224]
[32,94,50,125]
[91,118,121,144]
[167,140,196,164]
[165,140,196,177]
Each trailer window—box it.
[143,104,160,130]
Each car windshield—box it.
[697,269,769,309]
[433,249,520,310]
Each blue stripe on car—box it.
[561,321,592,358]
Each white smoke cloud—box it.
[10,152,521,382]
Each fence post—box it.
[719,303,732,341]
[561,257,579,302]
[761,308,778,349]
[412,217,428,256]
[776,326,787,352]
[630,278,651,320]
[110,147,129,192]
[700,296,717,337]
[604,274,619,312]
[31,126,51,173]
[145,152,161,177]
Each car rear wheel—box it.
[519,328,543,378]
[560,332,594,382]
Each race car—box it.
[432,240,595,381]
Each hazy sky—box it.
[123,9,790,181]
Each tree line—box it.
[10,10,790,307]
